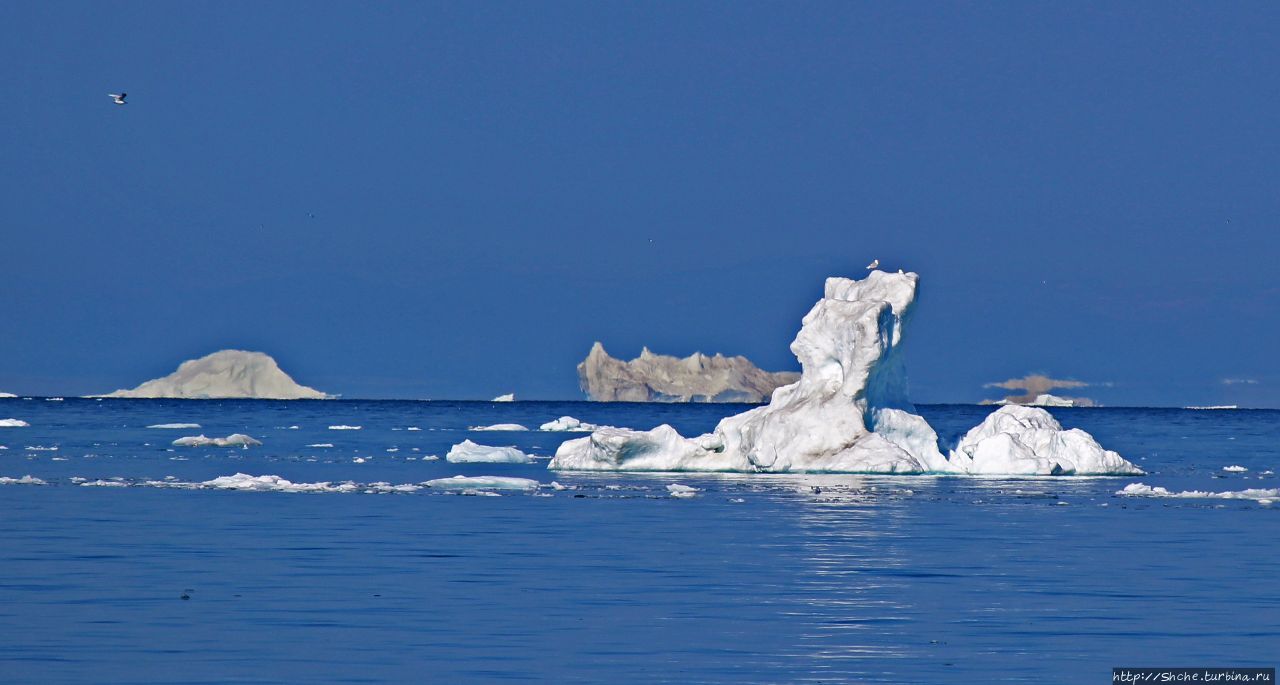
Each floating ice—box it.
[492,393,515,402]
[0,475,46,485]
[46,397,64,402]
[539,416,600,432]
[25,445,58,451]
[306,443,334,448]
[0,419,30,427]
[949,405,1142,476]
[446,439,532,464]
[328,425,362,430]
[172,433,262,448]
[667,484,700,498]
[0,392,16,398]
[469,423,529,432]
[406,427,422,431]
[201,473,359,494]
[80,479,128,487]
[147,423,201,429]
[1117,483,1280,502]
[424,475,539,490]
[550,271,1140,476]
[1223,465,1248,473]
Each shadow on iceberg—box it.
[549,271,1142,477]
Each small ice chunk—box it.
[539,416,599,432]
[424,475,539,490]
[667,483,700,498]
[201,473,359,494]
[406,426,422,431]
[328,425,362,430]
[306,443,334,448]
[147,423,201,429]
[1117,482,1280,502]
[469,423,529,432]
[0,475,46,485]
[492,393,515,402]
[172,434,262,448]
[25,445,58,451]
[446,439,532,464]
[1223,465,1248,473]
[0,419,30,427]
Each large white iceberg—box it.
[446,439,532,464]
[550,271,1141,476]
[99,350,328,399]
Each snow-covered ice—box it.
[424,475,539,491]
[492,393,515,402]
[0,392,16,398]
[539,416,600,432]
[328,425,362,430]
[202,473,359,494]
[1117,483,1280,502]
[147,423,201,429]
[306,443,334,448]
[446,440,532,464]
[469,423,529,432]
[0,419,30,427]
[667,484,700,498]
[0,475,46,485]
[172,434,262,448]
[1223,465,1248,473]
[550,271,1140,476]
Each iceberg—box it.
[578,342,799,402]
[468,423,529,432]
[147,423,201,429]
[551,271,1141,477]
[1223,465,1248,473]
[99,350,328,399]
[492,393,515,402]
[0,419,30,427]
[424,475,540,491]
[446,439,532,464]
[0,392,17,398]
[328,425,362,430]
[539,416,600,432]
[172,433,262,448]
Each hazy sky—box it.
[2,2,1277,406]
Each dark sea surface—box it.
[0,398,1276,683]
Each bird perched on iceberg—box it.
[865,258,879,270]
[108,92,127,105]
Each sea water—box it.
[0,399,1276,683]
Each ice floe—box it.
[1117,483,1280,502]
[1223,465,1248,473]
[172,434,262,448]
[0,392,16,398]
[492,393,515,402]
[147,423,201,429]
[0,419,30,427]
[202,473,359,493]
[667,484,700,498]
[539,416,600,432]
[551,271,1141,477]
[424,475,539,491]
[306,443,335,448]
[328,425,362,430]
[446,439,532,464]
[468,423,529,432]
[0,475,46,485]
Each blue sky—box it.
[2,2,1277,406]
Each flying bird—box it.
[108,92,127,105]
[865,258,879,270]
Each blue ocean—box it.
[1,398,1276,683]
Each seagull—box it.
[865,258,879,270]
[108,92,127,105]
